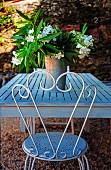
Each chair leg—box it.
[71,118,74,134]
[24,155,33,170]
[82,155,90,170]
[82,155,85,169]
[28,156,33,170]
[77,157,84,170]
[31,157,36,170]
[24,154,29,170]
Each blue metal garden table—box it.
[0,72,111,131]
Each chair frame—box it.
[12,70,97,169]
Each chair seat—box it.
[22,132,88,161]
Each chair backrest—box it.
[12,70,97,159]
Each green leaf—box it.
[59,31,63,42]
[27,44,32,55]
[64,55,71,63]
[40,48,46,55]
[44,17,51,23]
[42,56,45,68]
[24,55,27,67]
[64,32,72,40]
[38,43,44,50]
[45,44,59,53]
[14,22,28,29]
[34,41,38,51]
[22,50,27,58]
[12,35,23,40]
[24,55,29,73]
[36,19,43,35]
[26,62,29,73]
[12,63,15,69]
[60,59,65,67]
[16,10,30,21]
[39,32,62,41]
[13,25,29,36]
[72,59,76,66]
[82,23,88,35]
[45,51,54,56]
[37,51,41,66]
[15,21,28,24]
[19,60,24,72]
[29,57,38,68]
[65,51,78,56]
[15,21,29,29]
[55,25,61,32]
[34,8,44,25]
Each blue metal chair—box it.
[12,70,97,170]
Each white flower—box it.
[12,51,23,65]
[44,38,51,43]
[83,35,94,47]
[71,30,76,35]
[79,47,90,54]
[37,33,43,39]
[42,25,55,36]
[37,25,56,42]
[44,25,55,34]
[76,34,82,41]
[87,35,93,40]
[26,35,34,42]
[38,33,50,43]
[84,39,90,46]
[11,57,23,65]
[78,46,91,59]
[53,38,56,41]
[76,43,82,49]
[21,42,24,45]
[28,28,34,34]
[78,54,86,59]
[55,52,64,59]
[37,25,55,43]
[13,51,19,57]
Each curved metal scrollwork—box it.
[26,70,56,91]
[73,84,97,156]
[83,84,96,99]
[26,70,85,93]
[12,70,97,160]
[12,84,38,157]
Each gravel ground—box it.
[0,118,111,170]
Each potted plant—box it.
[12,8,95,90]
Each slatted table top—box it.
[0,73,111,118]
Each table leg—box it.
[66,118,75,134]
[20,118,26,132]
[20,117,35,134]
[71,118,74,134]
[32,118,35,134]
[84,119,90,133]
[37,117,41,127]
